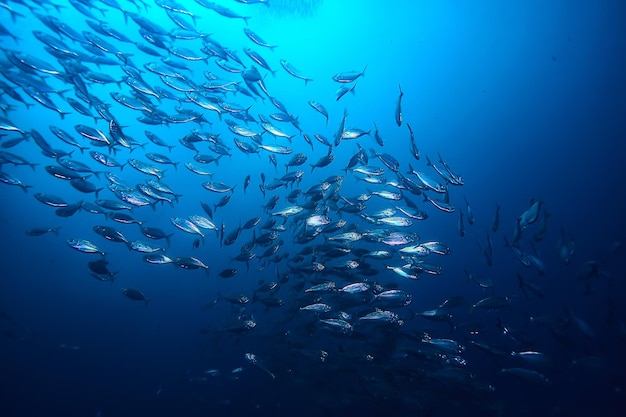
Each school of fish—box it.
[0,0,622,414]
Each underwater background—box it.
[1,0,625,416]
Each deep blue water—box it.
[1,1,625,416]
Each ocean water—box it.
[1,1,625,416]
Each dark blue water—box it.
[1,1,625,416]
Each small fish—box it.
[470,296,510,313]
[244,48,275,76]
[395,84,403,126]
[67,238,105,256]
[407,123,419,160]
[26,226,61,237]
[122,288,150,307]
[271,205,304,217]
[244,28,277,50]
[308,101,328,126]
[458,211,465,237]
[492,202,501,232]
[174,256,210,271]
[258,144,293,155]
[171,217,205,240]
[143,254,174,265]
[319,318,353,335]
[128,159,165,179]
[332,65,367,83]
[336,81,358,101]
[219,268,238,278]
[0,171,32,193]
[464,196,475,225]
[280,59,313,85]
[300,303,332,313]
[310,154,334,172]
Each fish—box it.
[0,171,32,193]
[171,217,205,240]
[243,28,277,50]
[464,196,475,225]
[308,101,329,126]
[202,181,237,193]
[49,126,89,154]
[336,81,358,101]
[518,199,542,230]
[470,296,511,313]
[146,153,180,170]
[280,59,313,85]
[26,226,62,237]
[395,84,403,126]
[255,143,293,155]
[557,226,575,265]
[458,211,465,237]
[66,238,105,256]
[310,154,335,172]
[121,288,150,307]
[88,259,118,282]
[332,65,367,83]
[244,48,275,76]
[174,256,210,272]
[492,202,501,232]
[319,319,353,335]
[93,225,129,244]
[300,303,332,313]
[196,0,251,25]
[407,123,419,160]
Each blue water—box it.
[1,1,625,416]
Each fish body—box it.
[0,171,32,192]
[122,288,149,307]
[395,84,403,126]
[67,238,105,256]
[171,217,205,239]
[308,101,328,126]
[280,59,313,85]
[244,28,277,50]
[332,65,367,83]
